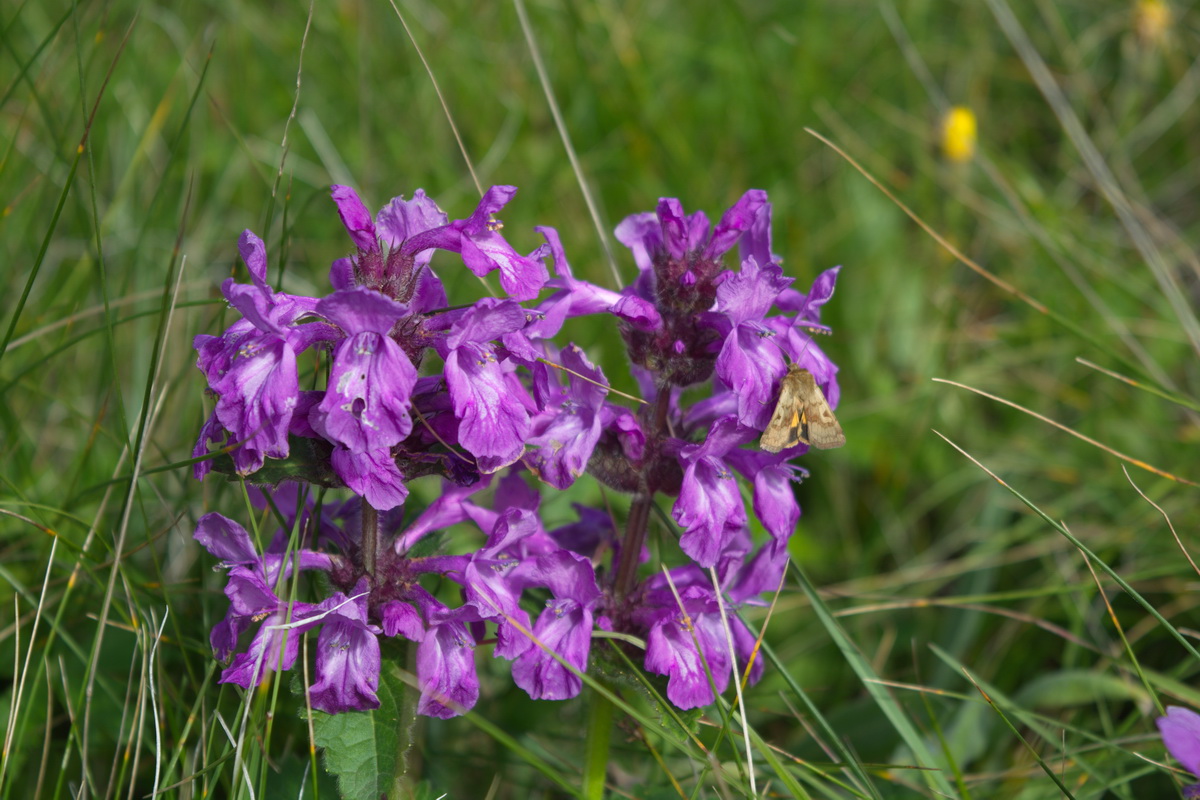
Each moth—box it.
[760,363,845,452]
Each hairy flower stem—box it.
[361,499,378,579]
[614,387,673,598]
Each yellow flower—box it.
[940,106,977,164]
[1134,0,1171,45]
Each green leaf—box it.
[210,435,342,488]
[309,641,417,800]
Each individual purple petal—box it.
[445,344,530,474]
[613,211,662,273]
[193,409,228,480]
[219,608,303,687]
[611,294,662,331]
[408,264,448,314]
[415,603,479,719]
[381,600,426,642]
[194,512,259,565]
[672,417,753,566]
[704,190,768,259]
[330,446,409,512]
[460,231,548,301]
[312,288,416,452]
[644,612,714,709]
[752,463,800,541]
[210,608,253,662]
[211,333,298,472]
[656,198,689,261]
[738,199,778,269]
[376,189,449,257]
[329,257,355,290]
[288,391,323,438]
[714,257,791,326]
[445,298,528,350]
[308,588,382,713]
[331,185,377,251]
[776,265,841,322]
[714,324,786,431]
[512,597,592,700]
[726,540,790,604]
[238,230,269,286]
[1160,707,1200,777]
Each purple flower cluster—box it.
[193,185,841,715]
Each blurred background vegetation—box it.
[2,0,1198,797]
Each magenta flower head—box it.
[613,191,769,386]
[192,180,847,726]
[1159,706,1200,797]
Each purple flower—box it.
[330,185,450,307]
[672,416,754,567]
[710,257,792,430]
[308,581,383,713]
[459,508,537,659]
[402,186,549,301]
[526,345,608,489]
[526,227,658,338]
[630,572,755,709]
[414,595,480,719]
[193,232,323,475]
[443,299,533,473]
[1159,706,1200,797]
[311,287,417,453]
[330,446,409,512]
[510,549,601,700]
[194,515,333,686]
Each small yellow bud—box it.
[941,106,977,164]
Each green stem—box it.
[582,683,614,800]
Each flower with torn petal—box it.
[311,287,417,454]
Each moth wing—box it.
[760,365,806,453]
[797,369,846,450]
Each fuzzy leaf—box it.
[309,641,416,800]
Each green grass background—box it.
[2,0,1198,797]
